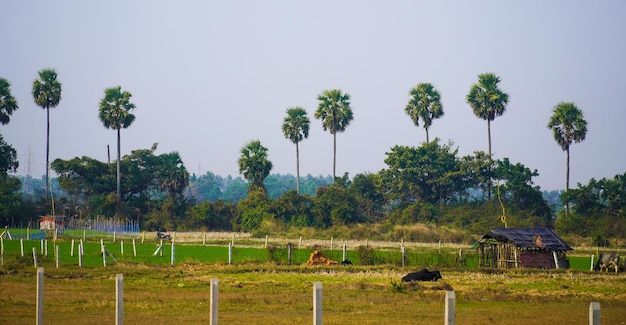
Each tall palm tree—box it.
[314,89,353,181]
[282,107,310,194]
[404,83,443,143]
[466,73,509,159]
[32,69,62,199]
[547,102,587,193]
[238,140,273,194]
[98,86,136,196]
[0,78,19,125]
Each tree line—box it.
[1,69,621,243]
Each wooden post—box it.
[70,239,75,257]
[313,282,322,325]
[116,274,124,325]
[121,240,124,256]
[589,302,600,325]
[20,238,24,257]
[330,236,333,250]
[210,278,219,325]
[203,232,207,246]
[83,229,86,243]
[78,243,83,268]
[445,291,455,325]
[103,245,107,267]
[401,245,406,267]
[288,243,292,265]
[590,254,595,271]
[265,235,268,248]
[141,231,145,244]
[299,236,302,249]
[113,231,116,243]
[55,245,60,268]
[36,267,44,325]
[132,239,137,257]
[228,242,233,264]
[552,251,559,269]
[343,244,347,262]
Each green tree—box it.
[404,83,443,143]
[314,89,353,181]
[0,134,19,175]
[282,107,310,194]
[0,78,18,125]
[547,102,587,191]
[238,140,273,194]
[32,68,62,198]
[98,86,136,196]
[466,73,509,159]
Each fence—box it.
[31,267,603,325]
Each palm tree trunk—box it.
[296,142,300,194]
[117,128,121,196]
[333,132,337,182]
[425,128,429,144]
[565,146,570,216]
[487,119,492,200]
[45,106,50,200]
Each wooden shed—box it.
[474,227,572,269]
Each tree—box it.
[32,68,62,199]
[0,134,18,175]
[238,140,273,194]
[314,89,353,181]
[547,102,587,191]
[404,83,443,143]
[282,107,310,194]
[0,78,18,125]
[466,73,509,158]
[98,86,136,196]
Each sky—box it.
[1,1,625,191]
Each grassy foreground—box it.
[1,259,626,324]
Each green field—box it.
[1,236,624,324]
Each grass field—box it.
[1,236,625,324]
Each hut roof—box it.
[476,227,572,250]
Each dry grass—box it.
[1,263,626,324]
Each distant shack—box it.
[473,227,572,269]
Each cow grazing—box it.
[401,268,442,282]
[594,252,620,273]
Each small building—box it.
[474,227,572,269]
[39,215,64,231]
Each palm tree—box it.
[238,140,273,194]
[314,89,353,181]
[404,83,443,143]
[547,102,587,192]
[282,107,310,194]
[98,86,136,196]
[0,78,19,125]
[32,69,62,199]
[466,73,509,158]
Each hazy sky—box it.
[2,1,625,191]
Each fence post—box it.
[299,236,302,249]
[27,227,30,240]
[288,243,292,265]
[589,302,600,325]
[590,254,595,271]
[44,240,48,256]
[401,245,406,267]
[313,282,322,325]
[141,231,145,244]
[210,278,218,325]
[33,247,38,268]
[71,239,75,257]
[343,244,347,262]
[445,291,455,325]
[79,243,83,268]
[330,236,333,250]
[1,238,4,267]
[55,245,60,269]
[265,235,269,248]
[121,240,124,256]
[36,267,44,325]
[203,232,207,246]
[132,239,137,257]
[552,251,559,269]
[116,274,124,325]
[113,231,116,243]
[171,239,175,266]
[228,242,233,264]
[20,238,24,257]
[103,245,107,267]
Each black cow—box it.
[401,268,442,282]
[340,259,353,266]
[594,252,620,273]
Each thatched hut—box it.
[474,227,572,269]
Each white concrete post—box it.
[20,238,24,257]
[288,243,292,265]
[103,245,107,267]
[299,236,302,249]
[445,291,455,325]
[55,245,60,268]
[40,239,44,255]
[27,227,30,240]
[228,242,233,264]
[313,282,322,325]
[552,251,559,269]
[590,254,595,271]
[132,239,137,257]
[78,243,83,268]
[160,239,164,256]
[203,232,207,246]
[33,247,38,268]
[1,238,4,267]
[121,240,124,256]
[401,245,406,267]
[116,274,124,325]
[330,236,333,250]
[265,235,269,248]
[171,240,175,266]
[343,244,347,262]
[71,239,75,257]
[36,267,44,325]
[141,231,145,244]
[44,240,48,256]
[113,231,116,243]
[210,278,218,325]
[83,229,86,243]
[589,302,600,325]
